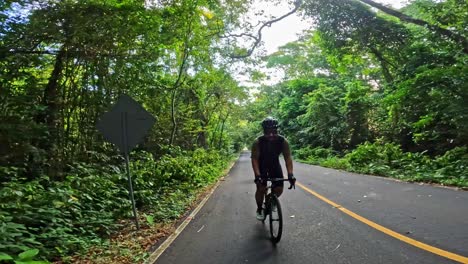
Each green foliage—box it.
[0,149,231,261]
[0,170,125,259]
[0,211,39,254]
[144,214,155,226]
[384,60,468,153]
[133,149,231,222]
[294,147,336,162]
[344,142,405,176]
[0,249,49,264]
[431,147,468,185]
[1,1,246,260]
[299,144,467,187]
[344,81,372,148]
[0,0,248,179]
[299,83,348,150]
[320,156,350,170]
[245,0,467,191]
[2,0,468,261]
[149,183,195,222]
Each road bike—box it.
[261,178,295,243]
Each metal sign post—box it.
[96,94,155,230]
[121,112,140,230]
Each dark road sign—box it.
[96,94,156,230]
[96,94,156,153]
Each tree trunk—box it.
[368,46,394,84]
[169,8,195,147]
[197,115,208,149]
[210,122,219,148]
[169,88,178,146]
[41,48,65,137]
[33,46,66,169]
[218,115,228,150]
[38,47,66,179]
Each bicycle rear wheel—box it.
[269,194,283,243]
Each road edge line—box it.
[144,158,237,264]
[296,182,468,264]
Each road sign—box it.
[96,94,156,153]
[96,94,156,230]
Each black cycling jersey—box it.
[251,135,291,179]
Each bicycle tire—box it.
[269,194,283,243]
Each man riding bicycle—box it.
[251,117,296,220]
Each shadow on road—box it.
[237,221,284,263]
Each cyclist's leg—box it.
[272,179,284,197]
[270,167,284,197]
[255,182,267,210]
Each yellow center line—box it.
[296,182,468,264]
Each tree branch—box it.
[358,0,468,54]
[228,1,303,59]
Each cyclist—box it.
[251,117,296,221]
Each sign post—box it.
[96,95,156,230]
[121,111,140,230]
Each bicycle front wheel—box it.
[269,195,283,243]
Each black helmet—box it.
[261,117,279,130]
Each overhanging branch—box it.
[358,0,468,54]
[228,0,303,59]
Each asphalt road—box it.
[155,152,468,264]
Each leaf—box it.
[200,8,214,19]
[18,249,39,260]
[15,261,49,264]
[52,201,64,208]
[145,214,155,225]
[0,252,14,260]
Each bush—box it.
[294,147,336,162]
[345,142,404,172]
[0,165,130,259]
[320,156,349,170]
[294,147,314,161]
[432,147,468,186]
[0,148,232,261]
[296,143,467,187]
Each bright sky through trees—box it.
[259,0,408,54]
[240,0,410,86]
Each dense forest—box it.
[0,0,466,263]
[246,0,468,188]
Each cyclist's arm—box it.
[251,140,261,176]
[283,139,293,176]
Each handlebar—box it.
[258,178,296,190]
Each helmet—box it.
[261,117,279,130]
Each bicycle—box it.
[261,178,295,243]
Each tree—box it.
[358,0,468,53]
[0,0,253,179]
